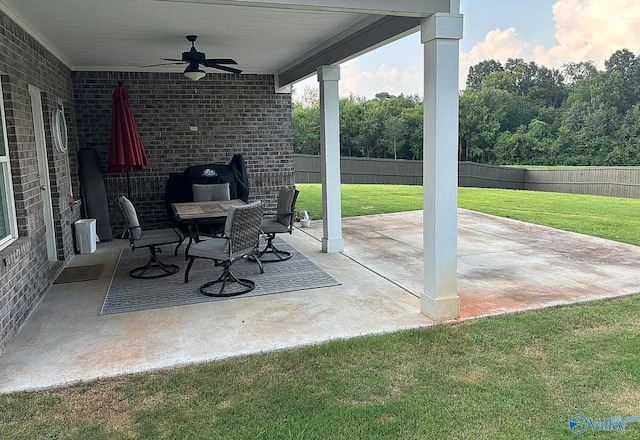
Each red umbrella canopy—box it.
[108,84,149,171]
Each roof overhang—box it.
[0,0,458,87]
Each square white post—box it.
[421,13,463,321]
[317,65,344,253]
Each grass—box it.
[3,184,640,439]
[2,296,640,439]
[295,183,423,220]
[296,184,640,246]
[458,187,640,246]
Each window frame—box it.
[0,77,18,250]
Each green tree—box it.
[292,87,320,154]
[340,95,365,157]
[562,61,597,85]
[494,119,556,165]
[379,115,407,159]
[400,105,424,160]
[460,49,640,166]
[466,59,504,90]
[613,104,640,165]
[459,89,502,162]
[603,49,640,114]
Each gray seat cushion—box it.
[117,195,182,249]
[188,237,229,259]
[117,195,142,239]
[192,183,231,202]
[275,186,295,226]
[261,218,290,234]
[135,228,182,248]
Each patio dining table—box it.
[171,199,245,222]
[171,199,246,239]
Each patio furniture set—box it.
[116,163,299,297]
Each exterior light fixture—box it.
[184,64,206,81]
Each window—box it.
[51,107,68,153]
[0,78,17,250]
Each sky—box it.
[293,0,640,100]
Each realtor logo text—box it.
[569,414,640,435]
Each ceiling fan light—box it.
[184,67,206,81]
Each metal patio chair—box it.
[257,186,299,262]
[184,200,264,297]
[116,195,184,279]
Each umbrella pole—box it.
[118,170,133,240]
[119,169,133,240]
[126,169,132,200]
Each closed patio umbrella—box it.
[108,81,148,199]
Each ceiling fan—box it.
[141,35,242,81]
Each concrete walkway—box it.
[1,209,640,394]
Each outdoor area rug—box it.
[54,264,104,284]
[101,238,340,315]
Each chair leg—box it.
[174,239,182,257]
[184,256,196,283]
[130,246,179,279]
[200,261,255,297]
[257,233,293,263]
[253,253,264,274]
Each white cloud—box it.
[339,59,423,98]
[295,0,640,101]
[459,27,532,88]
[535,0,640,68]
[292,58,423,102]
[460,0,640,86]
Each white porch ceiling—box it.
[0,0,455,87]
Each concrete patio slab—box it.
[1,208,640,394]
[301,209,640,319]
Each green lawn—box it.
[3,184,640,439]
[2,297,639,439]
[295,183,424,220]
[458,187,640,246]
[296,184,640,246]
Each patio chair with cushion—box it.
[116,195,185,279]
[257,186,299,263]
[189,182,231,237]
[185,200,264,297]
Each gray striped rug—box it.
[101,239,340,315]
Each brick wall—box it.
[0,12,81,354]
[71,72,294,233]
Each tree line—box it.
[292,48,640,166]
[293,89,425,160]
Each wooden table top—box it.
[171,199,245,221]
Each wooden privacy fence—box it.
[294,154,423,185]
[293,154,640,199]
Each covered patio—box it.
[0,0,464,357]
[2,209,640,394]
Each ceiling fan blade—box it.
[161,58,186,62]
[139,61,186,68]
[202,61,243,75]
[204,58,238,65]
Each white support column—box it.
[421,13,463,321]
[317,65,344,253]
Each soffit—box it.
[0,0,451,86]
